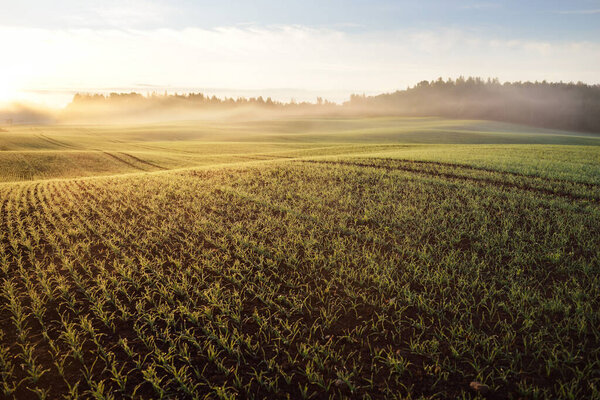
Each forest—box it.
[62,78,600,132]
[348,78,600,133]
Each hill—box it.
[0,118,599,398]
[1,117,599,183]
[346,78,600,133]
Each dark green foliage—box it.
[347,78,600,133]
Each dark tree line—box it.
[70,92,335,109]
[67,78,600,133]
[346,77,600,133]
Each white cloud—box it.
[91,0,174,27]
[461,3,501,10]
[0,25,599,106]
[556,9,600,15]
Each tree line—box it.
[346,77,600,133]
[67,78,600,132]
[70,92,336,109]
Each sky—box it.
[1,0,599,106]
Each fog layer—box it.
[1,78,599,133]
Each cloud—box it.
[461,3,501,10]
[91,0,175,27]
[555,9,600,15]
[1,25,599,106]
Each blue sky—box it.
[3,0,600,39]
[0,0,599,105]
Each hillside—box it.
[1,117,599,183]
[0,119,599,398]
[346,78,600,133]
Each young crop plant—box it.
[0,134,598,398]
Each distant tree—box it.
[346,77,600,133]
[63,78,600,132]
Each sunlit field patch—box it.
[0,118,599,398]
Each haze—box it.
[1,0,600,107]
[1,2,600,399]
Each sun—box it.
[0,81,17,103]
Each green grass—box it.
[0,117,599,399]
[2,117,600,183]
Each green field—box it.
[2,117,600,183]
[0,117,599,399]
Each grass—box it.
[0,116,599,399]
[1,117,599,183]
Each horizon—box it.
[1,0,600,107]
[4,76,600,112]
[3,78,599,135]
[1,3,599,399]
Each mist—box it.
[2,78,600,133]
[0,103,56,125]
[57,92,341,125]
[346,78,600,133]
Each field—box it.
[0,117,599,399]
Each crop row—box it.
[0,159,598,399]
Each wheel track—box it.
[36,132,79,150]
[362,157,600,188]
[299,160,600,204]
[118,152,166,170]
[101,151,148,172]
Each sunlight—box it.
[0,2,598,398]
[0,80,15,102]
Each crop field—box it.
[0,117,599,399]
[1,117,599,183]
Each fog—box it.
[2,78,599,133]
[346,78,600,133]
[0,102,56,125]
[55,92,343,125]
